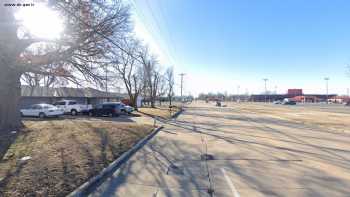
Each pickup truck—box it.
[53,100,92,115]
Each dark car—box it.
[88,103,122,117]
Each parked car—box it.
[273,100,282,104]
[282,100,296,105]
[88,103,123,117]
[21,104,64,118]
[53,100,92,116]
[120,103,134,114]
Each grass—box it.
[0,119,153,197]
[137,105,181,119]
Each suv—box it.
[88,103,122,117]
[53,100,92,116]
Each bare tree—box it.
[21,62,71,96]
[0,0,130,132]
[165,67,175,106]
[110,37,144,109]
[157,74,168,106]
[139,48,162,108]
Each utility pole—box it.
[274,86,277,94]
[105,69,108,94]
[105,67,109,101]
[324,77,329,104]
[263,78,268,103]
[179,73,186,102]
[237,85,240,102]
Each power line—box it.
[129,0,177,66]
[144,0,176,65]
[152,0,179,66]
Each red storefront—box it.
[287,89,303,96]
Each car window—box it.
[93,104,101,109]
[54,102,65,105]
[103,104,113,109]
[68,101,77,105]
[43,105,50,109]
[32,105,42,110]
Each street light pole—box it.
[274,86,277,94]
[324,77,329,104]
[263,78,268,102]
[179,73,186,102]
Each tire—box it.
[71,109,78,116]
[39,112,45,119]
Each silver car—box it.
[21,104,64,118]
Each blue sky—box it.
[130,0,350,96]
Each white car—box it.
[21,104,64,118]
[53,100,92,116]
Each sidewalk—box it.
[88,110,212,197]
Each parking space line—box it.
[221,168,240,197]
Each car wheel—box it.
[71,109,77,116]
[39,112,46,119]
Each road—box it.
[89,102,350,197]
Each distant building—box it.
[249,94,289,102]
[328,96,350,104]
[287,89,303,96]
[20,86,128,108]
[249,93,337,103]
[291,95,320,103]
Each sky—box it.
[129,0,350,96]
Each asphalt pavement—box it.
[88,102,350,197]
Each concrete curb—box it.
[171,107,184,119]
[67,126,164,197]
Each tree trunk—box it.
[130,95,137,110]
[0,68,22,133]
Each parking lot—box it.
[21,111,156,126]
[90,101,350,197]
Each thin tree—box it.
[165,67,175,106]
